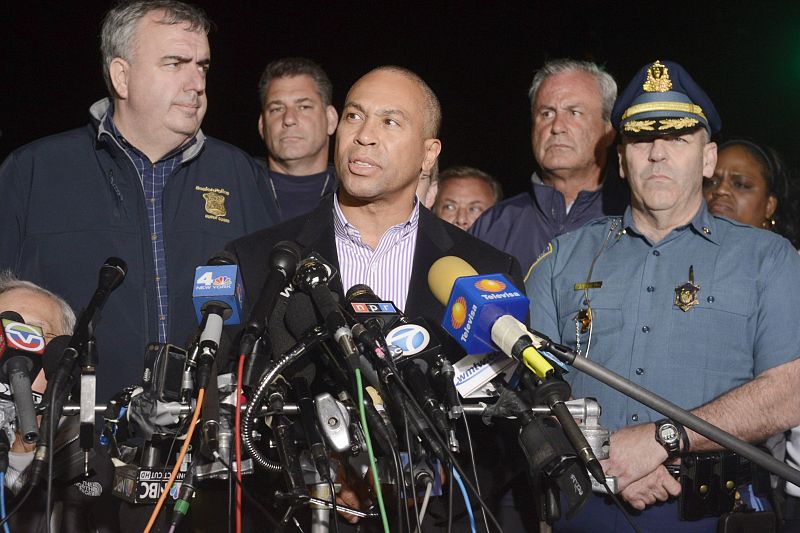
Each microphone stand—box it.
[535,334,800,487]
[79,336,97,476]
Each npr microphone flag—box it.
[192,265,244,325]
[441,273,528,355]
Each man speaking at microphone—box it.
[228,66,523,527]
[526,60,800,532]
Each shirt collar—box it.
[91,97,205,163]
[622,201,720,246]
[333,193,420,245]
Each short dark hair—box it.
[101,0,212,97]
[258,57,333,108]
[438,166,503,203]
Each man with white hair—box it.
[470,58,628,272]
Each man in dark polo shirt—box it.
[256,57,339,220]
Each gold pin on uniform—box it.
[574,308,592,334]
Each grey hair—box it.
[0,271,76,336]
[100,0,212,97]
[258,57,334,108]
[528,58,617,122]
[438,165,504,203]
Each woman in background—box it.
[703,138,798,247]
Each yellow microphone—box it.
[427,256,553,379]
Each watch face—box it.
[659,424,679,443]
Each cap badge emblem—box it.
[643,60,673,93]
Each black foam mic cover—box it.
[285,293,319,339]
[42,335,73,381]
[518,416,591,518]
[281,293,318,383]
[265,288,292,357]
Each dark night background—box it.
[2,1,799,199]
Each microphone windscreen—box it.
[285,293,318,339]
[207,250,237,266]
[345,284,376,302]
[268,290,296,358]
[0,311,24,322]
[42,335,72,380]
[279,293,317,384]
[427,256,478,306]
[309,284,338,319]
[99,257,127,292]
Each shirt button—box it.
[642,325,650,333]
[155,276,160,282]
[636,368,644,375]
[631,414,639,421]
[653,250,660,256]
[707,296,715,303]
[151,233,158,241]
[159,315,166,321]
[647,286,655,293]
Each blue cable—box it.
[0,471,10,533]
[452,468,476,533]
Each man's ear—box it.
[258,113,265,141]
[702,141,718,178]
[326,105,338,136]
[617,143,627,179]
[421,138,442,174]
[109,58,130,99]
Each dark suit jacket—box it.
[227,194,523,320]
[226,195,526,532]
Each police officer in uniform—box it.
[526,60,800,532]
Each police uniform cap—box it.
[612,59,721,137]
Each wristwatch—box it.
[654,418,681,458]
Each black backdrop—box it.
[2,1,798,198]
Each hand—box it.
[333,460,371,524]
[619,465,681,510]
[600,423,668,491]
[336,480,364,524]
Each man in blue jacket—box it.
[469,59,628,273]
[0,0,279,402]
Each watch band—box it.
[676,420,689,453]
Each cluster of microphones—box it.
[0,244,615,532]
